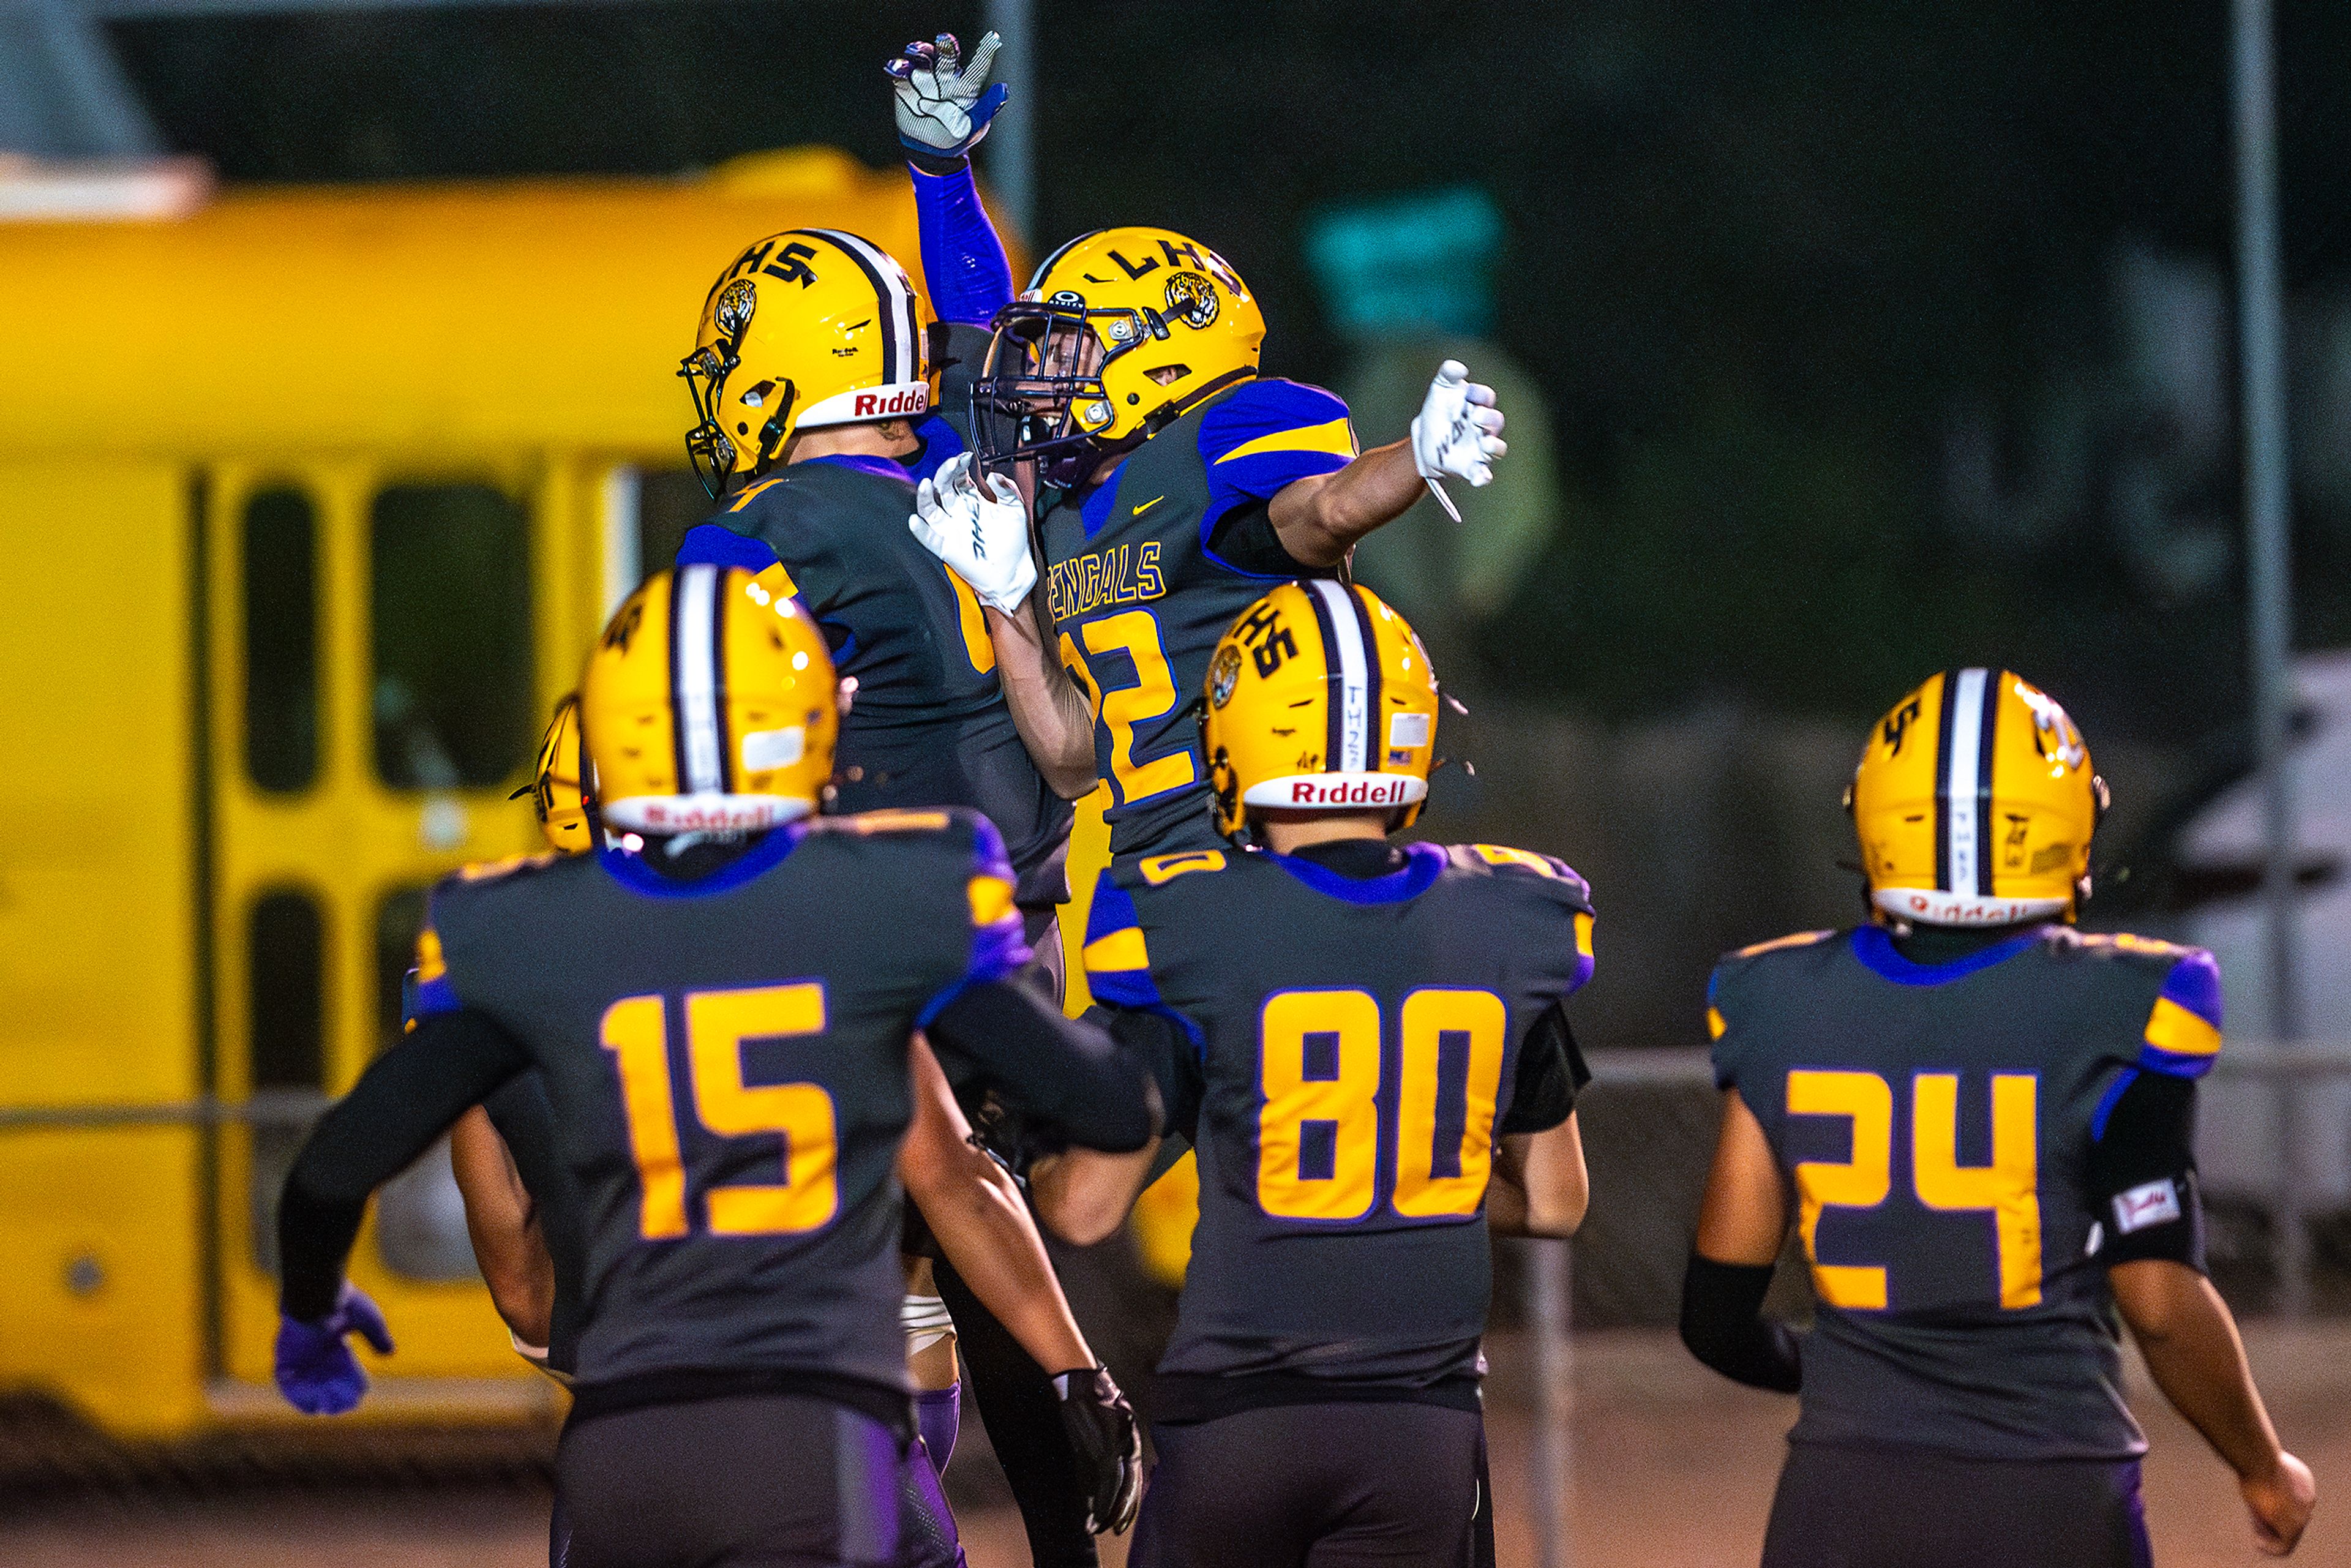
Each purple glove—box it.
[274,1283,394,1415]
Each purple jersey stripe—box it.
[2157,950,2224,1032]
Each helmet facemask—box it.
[679,277,797,500]
[975,297,1191,489]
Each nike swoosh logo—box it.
[1131,495,1164,517]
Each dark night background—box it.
[108,1,2351,885]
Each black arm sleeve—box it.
[1499,1005,1591,1136]
[925,979,1160,1153]
[1678,1255,1802,1393]
[2087,1070,2207,1272]
[1204,500,1316,577]
[1086,1003,1205,1146]
[278,1009,531,1321]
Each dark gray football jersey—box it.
[411,810,1028,1395]
[1708,924,2225,1461]
[1082,841,1595,1393]
[1037,378,1354,858]
[679,323,1072,907]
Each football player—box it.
[896,34,1509,863]
[447,695,1036,1568]
[1029,581,1594,1566]
[673,203,1127,1558]
[1683,669,2316,1566]
[271,566,1154,1568]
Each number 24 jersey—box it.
[1082,841,1595,1397]
[1709,923,2225,1460]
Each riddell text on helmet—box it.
[853,386,929,418]
[1289,778,1415,806]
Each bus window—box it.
[370,482,533,790]
[637,469,711,582]
[242,487,318,793]
[371,885,479,1284]
[246,887,326,1277]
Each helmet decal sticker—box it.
[1164,271,1219,331]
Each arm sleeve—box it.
[910,159,1014,326]
[1499,1004,1589,1135]
[2088,1069,2208,1272]
[278,1008,532,1320]
[1679,1255,1802,1393]
[924,979,1160,1152]
[1089,1002,1205,1144]
[2137,949,2224,1079]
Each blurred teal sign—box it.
[1303,186,1502,338]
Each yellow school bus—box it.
[0,146,1069,1437]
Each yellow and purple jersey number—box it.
[1065,607,1194,808]
[1254,986,1507,1223]
[1788,1068,2042,1311]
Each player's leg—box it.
[1760,1444,2151,1568]
[558,1394,903,1568]
[1131,1403,1479,1568]
[899,1255,968,1568]
[932,1252,1100,1566]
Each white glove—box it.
[887,31,1009,160]
[910,454,1035,615]
[1409,359,1507,520]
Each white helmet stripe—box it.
[1942,667,1989,898]
[673,564,724,797]
[805,228,917,385]
[1307,579,1371,775]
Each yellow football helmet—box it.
[1850,668,2109,927]
[681,228,934,498]
[1201,580,1441,838]
[515,694,592,853]
[580,563,839,835]
[975,226,1267,487]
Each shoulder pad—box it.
[1115,847,1231,889]
[453,850,566,885]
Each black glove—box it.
[1051,1365,1143,1534]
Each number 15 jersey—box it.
[1081,841,1595,1408]
[1709,923,2225,1461]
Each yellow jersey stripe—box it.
[727,476,789,514]
[1575,912,1595,960]
[1707,1007,1728,1041]
[1211,415,1357,467]
[1082,926,1151,975]
[1733,929,1836,959]
[2144,995,2222,1058]
[753,560,800,602]
[415,925,447,985]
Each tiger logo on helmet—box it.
[974,227,1267,488]
[579,564,841,835]
[1199,580,1441,840]
[1850,668,2109,927]
[680,229,935,499]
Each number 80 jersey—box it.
[1708,924,2225,1461]
[1082,841,1595,1400]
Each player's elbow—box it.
[2108,1257,2208,1345]
[1032,1146,1153,1247]
[1518,1182,1588,1240]
[1046,756,1101,800]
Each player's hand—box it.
[1410,359,1507,519]
[911,453,1035,615]
[1051,1365,1142,1534]
[887,31,1009,162]
[273,1283,394,1415]
[2242,1450,2315,1556]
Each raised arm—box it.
[889,31,1017,324]
[1265,361,1507,566]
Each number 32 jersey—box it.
[409,811,1027,1398]
[1709,924,2225,1460]
[1039,377,1356,857]
[1082,841,1595,1403]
